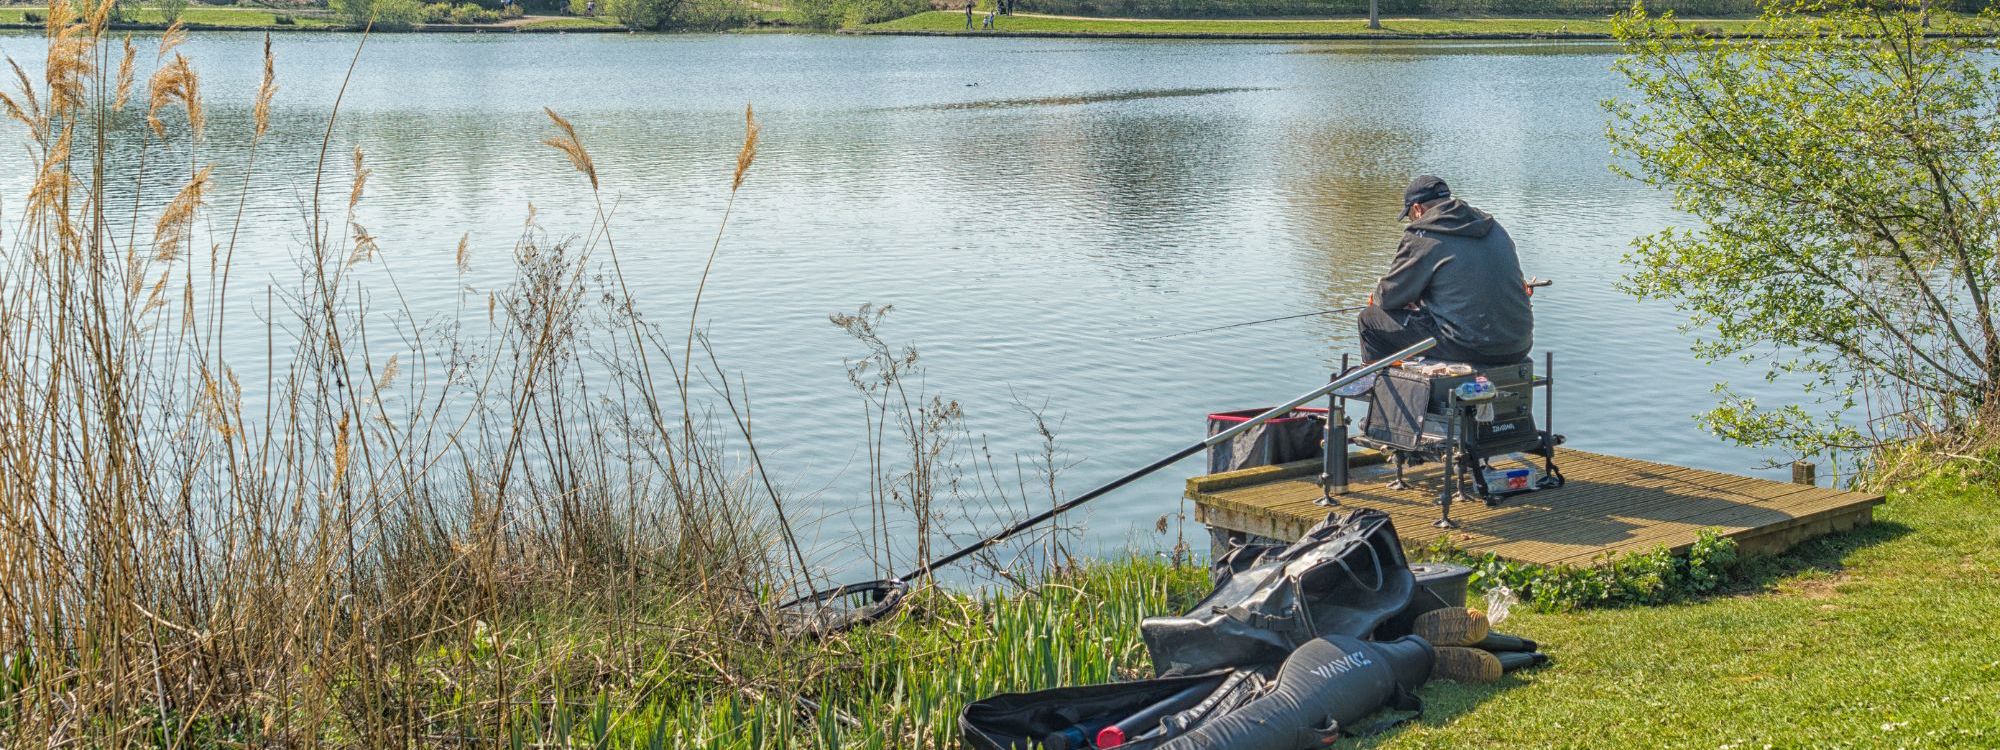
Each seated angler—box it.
[1358,175,1534,365]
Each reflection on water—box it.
[0,32,1796,575]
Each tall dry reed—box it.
[0,5,824,746]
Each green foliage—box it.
[333,0,425,27]
[421,1,453,21]
[272,12,295,23]
[448,2,501,22]
[1006,0,1768,19]
[606,0,752,29]
[374,0,426,26]
[791,0,926,28]
[159,0,190,24]
[502,3,526,17]
[1609,0,2000,460]
[1421,529,1742,612]
[332,0,374,26]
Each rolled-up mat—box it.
[1157,635,1432,750]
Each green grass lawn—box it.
[396,459,1997,748]
[858,10,1770,36]
[1381,461,2000,747]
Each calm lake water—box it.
[0,32,1800,573]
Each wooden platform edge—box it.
[1720,492,1884,559]
[1185,451,1387,496]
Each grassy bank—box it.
[137,456,1983,747]
[853,10,1770,36]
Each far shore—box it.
[3,6,1989,39]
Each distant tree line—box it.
[329,0,752,29]
[1006,0,1985,17]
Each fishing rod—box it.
[1137,278,1554,343]
[776,337,1440,637]
[1136,306,1367,342]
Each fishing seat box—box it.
[1358,360,1540,457]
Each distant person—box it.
[965,1,974,30]
[982,9,994,29]
[1357,175,1534,365]
[585,0,595,15]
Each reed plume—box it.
[540,106,597,190]
[153,164,212,262]
[253,34,276,138]
[734,103,759,192]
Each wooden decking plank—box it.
[1189,448,1881,566]
[1535,490,1882,564]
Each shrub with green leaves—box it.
[158,0,190,24]
[1421,529,1742,612]
[449,2,500,23]
[1609,0,2000,461]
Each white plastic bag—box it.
[1484,584,1518,625]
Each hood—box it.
[1406,198,1495,238]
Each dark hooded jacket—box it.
[1373,199,1533,360]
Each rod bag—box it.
[958,671,1239,750]
[1141,509,1416,676]
[1156,635,1432,750]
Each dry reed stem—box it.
[254,34,277,138]
[733,103,759,192]
[540,107,596,191]
[113,36,135,111]
[348,145,368,210]
[146,52,203,140]
[153,164,212,263]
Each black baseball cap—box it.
[1400,175,1451,218]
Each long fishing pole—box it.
[896,336,1437,583]
[1136,305,1367,342]
[1138,278,1554,342]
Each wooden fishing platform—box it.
[1188,449,1885,566]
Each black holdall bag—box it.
[958,635,1433,750]
[958,670,1243,750]
[1141,509,1417,677]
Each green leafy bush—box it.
[331,0,373,26]
[1419,529,1741,612]
[605,0,749,29]
[501,3,525,17]
[273,12,295,23]
[374,0,426,28]
[449,2,500,23]
[421,1,453,21]
[159,0,191,24]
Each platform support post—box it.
[1320,355,1349,505]
[1792,461,1817,487]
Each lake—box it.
[0,31,1798,574]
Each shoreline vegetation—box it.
[0,3,1953,37]
[3,5,1991,38]
[4,0,1997,746]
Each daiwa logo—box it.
[1308,649,1375,680]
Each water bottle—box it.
[1455,376,1493,401]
